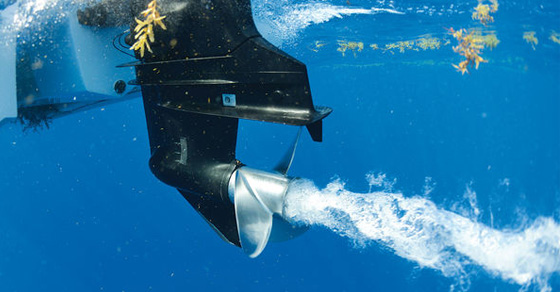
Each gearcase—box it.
[123,0,331,257]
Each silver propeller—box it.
[228,128,306,257]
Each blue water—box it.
[1,0,559,291]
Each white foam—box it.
[283,178,560,291]
[253,2,403,45]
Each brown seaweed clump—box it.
[17,105,60,132]
[449,28,487,75]
[472,0,498,26]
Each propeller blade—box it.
[274,127,302,175]
[234,169,274,258]
[268,215,309,242]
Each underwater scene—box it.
[0,0,559,291]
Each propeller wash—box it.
[283,177,560,291]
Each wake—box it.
[283,176,560,291]
[253,1,403,44]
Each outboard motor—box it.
[118,0,331,257]
[0,0,328,257]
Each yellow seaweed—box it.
[131,0,167,58]
[449,28,487,75]
[415,37,442,50]
[523,31,538,50]
[480,33,500,50]
[382,41,414,54]
[307,35,465,57]
[470,30,500,50]
[472,0,498,26]
[309,40,327,52]
[549,31,560,45]
[396,41,414,53]
[490,0,499,12]
[337,41,364,57]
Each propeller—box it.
[228,128,307,257]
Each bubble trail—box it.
[253,2,404,45]
[283,178,560,291]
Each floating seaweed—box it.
[523,31,538,50]
[130,0,167,58]
[470,29,500,50]
[490,0,499,12]
[309,41,327,52]
[449,28,487,75]
[472,0,498,26]
[17,105,60,132]
[337,41,364,57]
[396,41,414,53]
[308,35,453,56]
[383,41,415,54]
[382,43,397,54]
[549,31,560,45]
[480,32,500,50]
[415,37,442,50]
